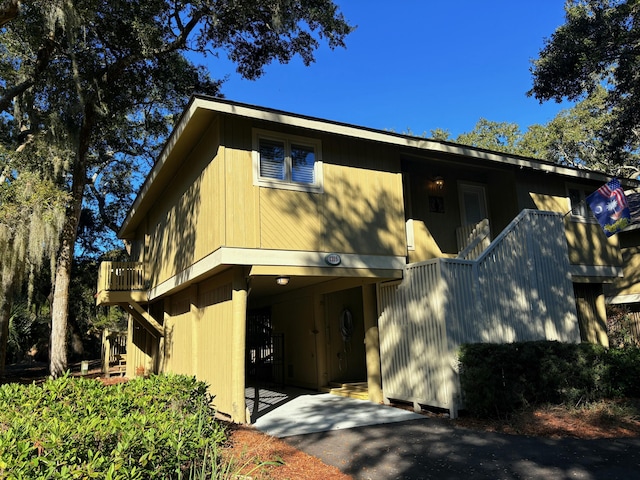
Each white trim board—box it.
[148,247,406,300]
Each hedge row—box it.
[0,374,226,479]
[458,341,640,418]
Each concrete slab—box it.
[251,391,427,438]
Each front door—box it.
[324,287,367,384]
[459,182,489,226]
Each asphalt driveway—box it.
[248,386,640,479]
[284,417,640,480]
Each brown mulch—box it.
[222,401,640,480]
[222,424,352,480]
[453,400,640,440]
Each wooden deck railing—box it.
[98,262,146,292]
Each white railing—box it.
[378,209,581,416]
[98,262,146,292]
[456,218,490,260]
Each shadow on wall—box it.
[377,211,582,413]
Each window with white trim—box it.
[567,185,596,222]
[253,129,323,192]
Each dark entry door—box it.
[246,308,284,384]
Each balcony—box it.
[96,261,149,306]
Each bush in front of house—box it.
[458,341,640,418]
[0,373,227,479]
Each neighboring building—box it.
[605,193,640,342]
[96,97,637,421]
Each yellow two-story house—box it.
[97,97,637,421]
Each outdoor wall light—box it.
[434,176,445,189]
[276,276,290,286]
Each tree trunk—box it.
[0,290,12,378]
[49,108,94,378]
[49,232,74,376]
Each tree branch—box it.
[0,0,19,28]
[87,180,120,235]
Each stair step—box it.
[321,382,369,400]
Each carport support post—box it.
[231,267,248,423]
[363,284,383,403]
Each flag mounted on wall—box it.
[586,178,631,237]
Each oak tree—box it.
[0,0,352,376]
[529,0,640,161]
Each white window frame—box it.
[252,129,323,193]
[458,182,489,227]
[566,184,597,223]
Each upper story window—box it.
[567,185,596,222]
[253,129,323,193]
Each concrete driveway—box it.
[251,390,426,438]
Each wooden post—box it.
[102,328,110,377]
[231,267,248,423]
[362,284,383,403]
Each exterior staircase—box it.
[321,382,369,400]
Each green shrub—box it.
[458,341,640,418]
[0,374,227,479]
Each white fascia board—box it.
[569,264,624,279]
[119,98,208,237]
[193,97,624,185]
[122,96,637,238]
[606,293,640,305]
[147,247,406,300]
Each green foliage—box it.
[529,0,640,160]
[458,341,640,418]
[607,305,640,349]
[441,88,639,176]
[0,0,353,377]
[455,118,523,154]
[0,374,227,479]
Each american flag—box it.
[596,178,628,209]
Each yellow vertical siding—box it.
[529,192,622,267]
[565,220,621,266]
[163,290,193,375]
[321,162,405,255]
[155,272,237,417]
[127,318,156,377]
[607,245,640,297]
[222,118,260,248]
[145,120,226,285]
[194,274,234,416]
[574,283,609,347]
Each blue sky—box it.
[205,0,571,138]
